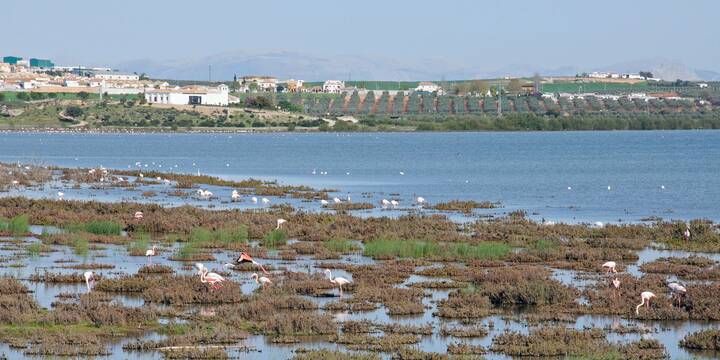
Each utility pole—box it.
[208,65,212,83]
[497,84,502,116]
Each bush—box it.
[65,106,84,118]
[1,215,30,236]
[262,229,287,248]
[84,221,123,236]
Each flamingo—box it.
[231,190,241,202]
[57,191,64,200]
[235,252,269,275]
[320,199,329,206]
[134,211,144,220]
[683,226,691,241]
[251,273,272,290]
[261,198,270,205]
[416,197,426,205]
[84,271,95,292]
[381,199,391,208]
[668,282,687,306]
[333,197,342,204]
[611,277,621,298]
[276,218,287,230]
[324,269,351,297]
[251,197,258,204]
[199,267,226,291]
[145,244,157,257]
[635,291,656,315]
[390,199,399,208]
[602,261,617,274]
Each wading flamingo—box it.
[611,278,621,298]
[333,197,342,204]
[251,197,258,204]
[198,267,226,291]
[324,269,351,297]
[635,291,656,315]
[235,252,269,275]
[276,218,287,230]
[683,226,691,241]
[390,200,399,208]
[251,273,272,290]
[602,261,617,274]
[84,271,95,292]
[145,244,157,258]
[320,199,329,206]
[134,211,144,220]
[261,198,270,205]
[416,197,426,206]
[668,282,687,306]
[57,191,64,200]
[231,190,241,202]
[381,199,391,208]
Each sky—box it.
[3,0,719,76]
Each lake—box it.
[1,130,719,224]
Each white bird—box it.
[199,267,226,291]
[197,189,213,199]
[333,197,342,204]
[381,199,391,208]
[320,199,329,206]
[251,197,258,204]
[276,218,287,230]
[602,261,617,274]
[261,198,270,205]
[11,180,19,186]
[312,169,317,175]
[163,179,171,185]
[399,171,405,175]
[145,244,157,257]
[325,269,352,297]
[668,282,687,306]
[612,278,621,289]
[593,221,604,228]
[635,291,656,315]
[231,190,241,202]
[84,271,95,292]
[251,273,272,290]
[57,191,64,200]
[134,211,144,220]
[660,185,665,190]
[390,200,399,208]
[416,197,426,206]
[567,186,572,190]
[607,186,612,190]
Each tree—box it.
[469,80,489,95]
[65,105,84,118]
[639,71,654,79]
[16,92,30,101]
[506,78,523,93]
[138,72,149,80]
[77,91,90,101]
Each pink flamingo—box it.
[276,218,287,230]
[251,273,272,290]
[602,261,617,274]
[198,266,226,291]
[134,211,144,220]
[84,271,95,292]
[325,269,352,297]
[668,282,687,306]
[635,291,656,315]
[683,226,691,241]
[234,252,269,275]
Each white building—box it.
[92,70,140,81]
[63,80,79,87]
[415,81,441,93]
[241,76,278,92]
[699,83,708,88]
[145,84,229,106]
[323,80,345,93]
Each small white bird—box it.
[320,199,329,206]
[381,199,391,208]
[567,186,572,190]
[276,218,287,230]
[261,198,270,205]
[602,261,617,274]
[84,271,95,292]
[333,197,342,204]
[324,269,352,297]
[390,199,399,208]
[399,171,405,175]
[231,190,241,202]
[134,211,144,220]
[660,185,665,190]
[251,273,272,290]
[416,196,426,205]
[57,191,65,200]
[607,186,612,190]
[251,197,258,204]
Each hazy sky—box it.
[3,0,719,71]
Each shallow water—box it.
[2,131,720,224]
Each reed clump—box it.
[680,329,720,350]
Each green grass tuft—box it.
[262,229,287,248]
[73,236,89,257]
[363,238,510,260]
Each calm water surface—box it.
[1,130,718,223]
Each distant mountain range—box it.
[112,50,720,82]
